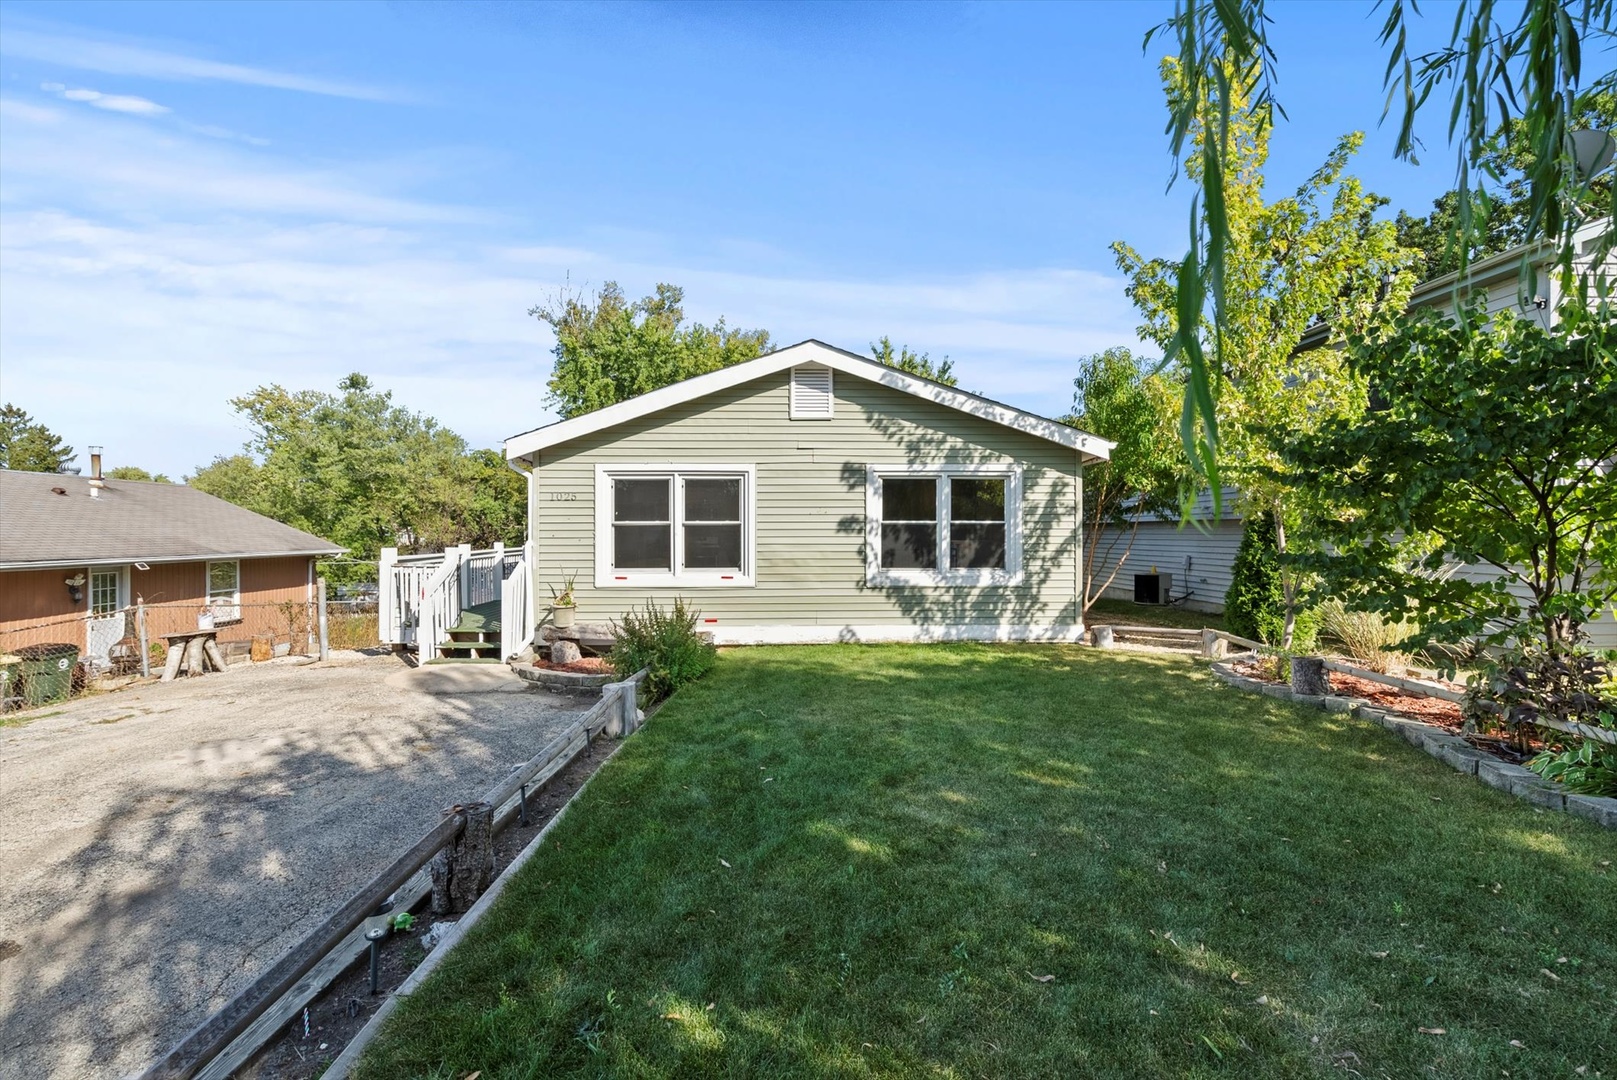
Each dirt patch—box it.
[240,733,621,1080]
[532,656,615,675]
[1231,660,1544,764]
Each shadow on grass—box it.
[354,645,1617,1080]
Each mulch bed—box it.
[531,656,616,675]
[1231,659,1544,764]
[241,734,621,1080]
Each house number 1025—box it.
[547,492,578,501]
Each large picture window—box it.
[866,465,1022,586]
[594,465,754,587]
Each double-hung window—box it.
[207,560,241,622]
[595,465,755,587]
[866,464,1022,586]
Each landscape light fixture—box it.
[1570,128,1616,182]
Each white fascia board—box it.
[1,548,344,572]
[505,340,1113,463]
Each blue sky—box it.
[1,1,1470,477]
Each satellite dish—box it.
[1569,128,1616,181]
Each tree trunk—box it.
[1274,500,1297,651]
[448,801,495,912]
[1290,656,1329,696]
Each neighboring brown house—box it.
[1,467,343,667]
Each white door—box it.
[85,567,127,668]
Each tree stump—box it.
[1290,656,1330,697]
[428,849,453,916]
[1201,629,1228,659]
[1092,625,1115,649]
[202,638,227,672]
[449,801,495,912]
[182,635,206,677]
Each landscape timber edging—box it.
[318,736,630,1080]
[1208,661,1617,830]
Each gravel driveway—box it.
[0,651,590,1080]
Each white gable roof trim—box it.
[505,341,1112,462]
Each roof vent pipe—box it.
[88,445,105,497]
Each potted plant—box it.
[549,574,578,629]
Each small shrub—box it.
[1225,511,1316,649]
[610,597,716,702]
[1465,645,1616,756]
[1527,718,1617,797]
[1318,599,1421,674]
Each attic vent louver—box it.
[789,365,834,420]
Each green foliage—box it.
[1393,90,1617,280]
[1066,347,1187,613]
[105,466,172,483]
[1225,512,1316,650]
[1225,512,1283,644]
[549,573,578,609]
[869,337,956,386]
[188,374,523,580]
[1286,300,1617,655]
[1529,725,1617,797]
[1115,58,1416,647]
[609,597,716,702]
[1144,0,1616,512]
[0,404,74,473]
[533,282,772,419]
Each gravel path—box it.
[0,651,590,1080]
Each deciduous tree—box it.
[533,282,772,418]
[869,337,957,387]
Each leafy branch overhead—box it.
[1144,0,1616,512]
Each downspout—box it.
[505,452,537,646]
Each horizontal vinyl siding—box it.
[533,372,1081,632]
[1093,521,1242,613]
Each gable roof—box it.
[505,340,1112,463]
[0,470,344,570]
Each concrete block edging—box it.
[1208,661,1616,829]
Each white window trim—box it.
[206,559,242,622]
[865,463,1023,587]
[594,464,757,588]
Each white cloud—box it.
[3,25,400,102]
[0,88,1141,478]
[50,85,170,115]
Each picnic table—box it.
[161,630,227,681]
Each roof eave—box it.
[0,548,346,572]
[505,340,1112,463]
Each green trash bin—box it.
[15,643,80,707]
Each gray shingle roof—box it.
[0,469,344,568]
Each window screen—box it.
[880,477,938,569]
[949,477,1006,569]
[683,477,742,569]
[613,478,672,570]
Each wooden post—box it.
[1201,628,1227,659]
[137,600,150,678]
[1290,656,1330,696]
[317,577,330,662]
[451,800,494,911]
[1092,625,1115,649]
[377,547,398,646]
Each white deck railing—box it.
[380,543,531,660]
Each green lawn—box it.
[1087,597,1225,632]
[355,645,1615,1079]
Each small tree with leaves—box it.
[1067,348,1185,617]
[1285,298,1617,657]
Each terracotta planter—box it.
[552,605,577,629]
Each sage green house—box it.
[504,340,1111,645]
